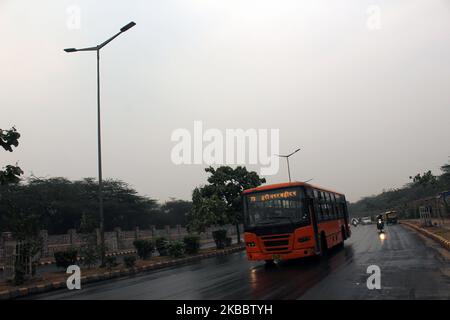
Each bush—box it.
[212,229,227,249]
[155,237,169,256]
[167,240,185,258]
[225,237,232,247]
[54,248,78,269]
[124,255,136,268]
[104,256,118,270]
[183,235,200,254]
[80,244,100,269]
[133,239,155,259]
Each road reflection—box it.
[247,244,355,299]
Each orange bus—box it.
[243,182,351,263]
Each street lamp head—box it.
[64,48,77,53]
[120,21,136,32]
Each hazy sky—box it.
[1,0,449,203]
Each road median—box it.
[0,243,245,300]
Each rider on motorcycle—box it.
[376,214,384,231]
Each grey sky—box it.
[1,0,449,203]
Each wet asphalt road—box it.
[29,224,450,300]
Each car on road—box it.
[361,217,372,225]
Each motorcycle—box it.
[377,218,385,233]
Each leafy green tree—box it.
[440,159,450,183]
[1,127,42,284]
[0,127,38,240]
[0,177,164,234]
[188,188,229,233]
[78,212,101,269]
[409,170,437,187]
[159,198,192,226]
[189,166,265,242]
[349,159,450,218]
[0,127,23,185]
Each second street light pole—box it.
[64,21,136,266]
[277,148,301,182]
[286,156,291,183]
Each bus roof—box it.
[242,182,344,196]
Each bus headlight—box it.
[298,236,311,243]
[246,242,256,247]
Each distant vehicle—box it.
[351,218,358,226]
[361,217,372,225]
[384,211,398,224]
[242,182,351,264]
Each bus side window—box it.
[320,191,328,220]
[330,193,339,219]
[335,195,342,218]
[339,196,344,218]
[330,193,336,219]
[321,192,328,220]
[326,193,334,220]
[314,189,323,222]
[329,193,336,220]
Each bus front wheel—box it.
[264,260,276,268]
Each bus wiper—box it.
[255,221,276,225]
[271,216,295,225]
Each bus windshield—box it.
[245,188,309,227]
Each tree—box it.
[0,127,33,239]
[349,158,450,218]
[440,158,450,184]
[409,170,437,187]
[0,177,187,234]
[189,166,266,242]
[188,188,229,233]
[0,127,23,185]
[0,127,42,284]
[159,198,192,227]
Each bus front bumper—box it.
[246,247,316,261]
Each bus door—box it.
[342,200,350,234]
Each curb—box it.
[0,244,245,300]
[33,250,138,267]
[400,221,450,251]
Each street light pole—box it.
[64,21,136,266]
[96,49,105,265]
[277,148,301,182]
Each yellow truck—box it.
[384,211,398,224]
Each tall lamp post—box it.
[64,21,136,266]
[277,148,301,182]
